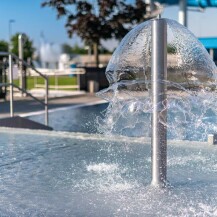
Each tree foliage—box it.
[0,40,9,52]
[167,45,177,54]
[11,33,35,61]
[62,43,87,55]
[42,0,148,65]
[62,43,112,55]
[42,0,147,43]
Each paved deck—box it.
[0,92,105,118]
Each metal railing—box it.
[29,67,85,90]
[0,52,49,126]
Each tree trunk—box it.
[93,42,99,67]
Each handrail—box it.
[13,84,46,106]
[0,52,47,79]
[0,83,45,105]
[0,52,49,126]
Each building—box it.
[198,37,217,64]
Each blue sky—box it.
[0,0,217,51]
[0,0,81,47]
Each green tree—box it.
[99,46,112,55]
[62,43,87,55]
[0,40,9,52]
[11,33,35,61]
[167,45,176,54]
[42,0,148,66]
[62,43,112,55]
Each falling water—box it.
[97,19,217,142]
[39,37,62,68]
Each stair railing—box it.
[0,52,49,126]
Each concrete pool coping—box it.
[0,126,214,148]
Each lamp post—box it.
[9,19,15,52]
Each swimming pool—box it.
[26,97,217,142]
[27,102,108,133]
[0,129,216,216]
[3,99,217,216]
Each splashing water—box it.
[97,19,217,142]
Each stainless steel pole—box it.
[9,54,14,117]
[179,0,187,26]
[151,19,167,187]
[45,77,49,126]
[18,34,24,94]
[210,48,214,60]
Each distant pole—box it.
[18,34,24,93]
[18,34,24,62]
[209,48,214,60]
[150,0,155,12]
[179,0,187,26]
[9,54,14,117]
[151,18,167,187]
[8,19,15,52]
[18,34,27,95]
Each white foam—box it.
[87,163,118,173]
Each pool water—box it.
[0,130,216,216]
[28,95,217,142]
[28,103,108,133]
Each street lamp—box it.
[9,19,15,52]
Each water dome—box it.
[99,19,217,101]
[97,19,217,143]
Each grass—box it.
[13,76,78,90]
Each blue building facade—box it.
[156,0,217,7]
[199,37,217,64]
